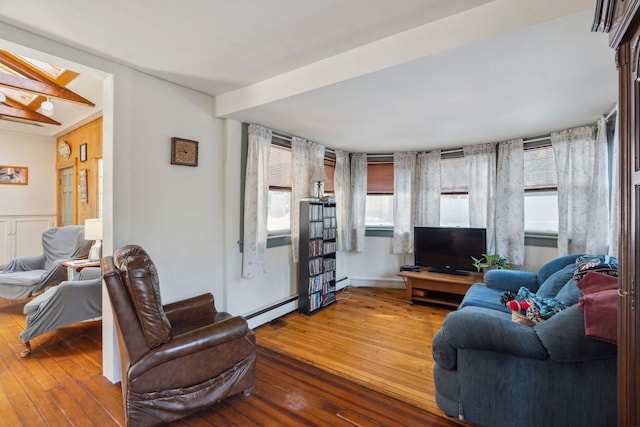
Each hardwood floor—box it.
[254,287,453,416]
[0,287,459,426]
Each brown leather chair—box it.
[102,245,255,426]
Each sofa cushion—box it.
[535,305,617,361]
[555,278,583,307]
[458,284,510,313]
[536,265,575,298]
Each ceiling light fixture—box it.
[41,98,54,116]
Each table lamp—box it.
[84,218,103,261]
[309,166,328,198]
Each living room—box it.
[0,0,633,425]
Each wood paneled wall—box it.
[55,117,102,226]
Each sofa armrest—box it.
[163,293,217,326]
[77,266,101,280]
[129,316,251,377]
[484,269,540,292]
[432,329,457,369]
[441,307,548,360]
[2,255,45,273]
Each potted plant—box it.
[471,254,513,272]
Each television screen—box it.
[414,227,487,275]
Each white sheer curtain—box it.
[415,150,441,227]
[464,143,497,254]
[608,111,619,257]
[350,153,367,252]
[495,139,524,265]
[393,152,417,254]
[291,137,325,263]
[334,150,352,252]
[552,121,609,256]
[242,124,271,278]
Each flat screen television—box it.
[414,226,487,275]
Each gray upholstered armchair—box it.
[0,225,92,299]
[19,266,102,357]
[102,245,256,426]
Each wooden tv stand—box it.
[397,269,483,307]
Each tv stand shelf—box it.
[397,269,483,307]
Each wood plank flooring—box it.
[254,287,453,416]
[0,287,460,426]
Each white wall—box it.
[0,132,56,216]
[0,21,563,385]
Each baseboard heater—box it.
[245,295,298,320]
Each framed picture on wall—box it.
[80,143,87,162]
[0,166,28,185]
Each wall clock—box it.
[57,140,71,159]
[170,137,198,167]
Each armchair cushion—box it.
[114,245,172,348]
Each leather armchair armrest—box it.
[484,269,540,293]
[129,316,251,378]
[163,293,216,325]
[441,307,548,360]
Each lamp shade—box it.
[84,218,103,241]
[309,166,328,183]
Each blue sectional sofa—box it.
[432,254,617,427]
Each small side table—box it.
[62,259,100,281]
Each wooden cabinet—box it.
[0,216,55,267]
[398,269,483,307]
[298,199,337,315]
[593,1,640,423]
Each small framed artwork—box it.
[0,166,28,185]
[171,137,198,167]
[80,143,87,162]
[79,169,88,204]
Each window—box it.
[440,156,469,227]
[267,143,292,235]
[266,142,336,235]
[523,145,558,233]
[365,161,394,226]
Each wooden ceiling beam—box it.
[0,101,61,125]
[0,72,94,106]
[0,50,52,83]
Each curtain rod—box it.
[272,128,552,155]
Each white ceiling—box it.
[0,0,617,152]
